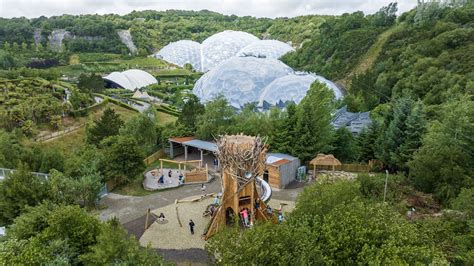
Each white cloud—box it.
[0,0,417,19]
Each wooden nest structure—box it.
[203,134,272,239]
[310,153,342,172]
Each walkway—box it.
[99,177,305,224]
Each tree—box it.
[0,204,101,264]
[392,100,426,172]
[0,163,50,225]
[69,88,93,110]
[77,73,105,93]
[293,81,335,162]
[376,96,425,172]
[332,127,359,162]
[207,181,446,265]
[196,95,235,140]
[357,120,381,163]
[101,135,145,185]
[79,218,165,265]
[86,108,124,145]
[38,148,65,173]
[74,169,103,207]
[371,2,398,27]
[409,98,474,203]
[119,111,158,154]
[177,94,204,131]
[0,129,25,169]
[1,205,166,265]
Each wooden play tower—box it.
[204,134,272,240]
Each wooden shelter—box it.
[265,153,301,189]
[204,135,272,240]
[310,154,342,173]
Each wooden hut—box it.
[310,154,342,173]
[265,153,301,189]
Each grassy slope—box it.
[41,102,138,156]
[339,23,404,89]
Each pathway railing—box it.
[0,167,49,180]
[34,123,86,142]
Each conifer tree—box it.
[294,82,335,162]
[86,108,124,145]
[376,96,414,171]
[392,100,425,172]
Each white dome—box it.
[258,73,343,107]
[238,40,294,59]
[154,40,201,71]
[103,69,157,90]
[200,30,259,72]
[193,57,293,108]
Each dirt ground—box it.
[100,177,306,264]
[139,195,295,250]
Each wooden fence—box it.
[314,163,370,173]
[143,149,165,165]
[34,123,86,142]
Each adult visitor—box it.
[189,219,195,235]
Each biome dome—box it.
[193,57,293,108]
[154,40,201,71]
[258,73,343,107]
[103,69,157,90]
[153,30,295,72]
[237,40,294,59]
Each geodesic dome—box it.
[103,69,157,91]
[258,73,343,107]
[201,30,259,72]
[153,40,201,71]
[153,30,297,73]
[238,40,295,59]
[193,57,293,108]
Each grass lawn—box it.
[156,111,177,125]
[40,102,138,156]
[113,177,157,197]
[41,127,87,156]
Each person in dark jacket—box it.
[189,219,195,235]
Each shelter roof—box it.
[310,154,342,166]
[169,136,195,143]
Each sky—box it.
[0,0,418,19]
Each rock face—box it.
[33,29,43,47]
[117,29,137,54]
[48,29,73,51]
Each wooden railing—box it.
[143,149,165,165]
[34,123,86,142]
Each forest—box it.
[0,1,472,264]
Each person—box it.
[178,172,184,184]
[210,205,215,217]
[201,184,207,196]
[168,170,172,179]
[158,174,164,184]
[189,219,195,235]
[266,205,273,216]
[158,212,165,222]
[278,212,284,223]
[254,199,260,210]
[407,207,416,220]
[213,194,220,205]
[241,208,249,227]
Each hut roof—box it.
[310,154,342,166]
